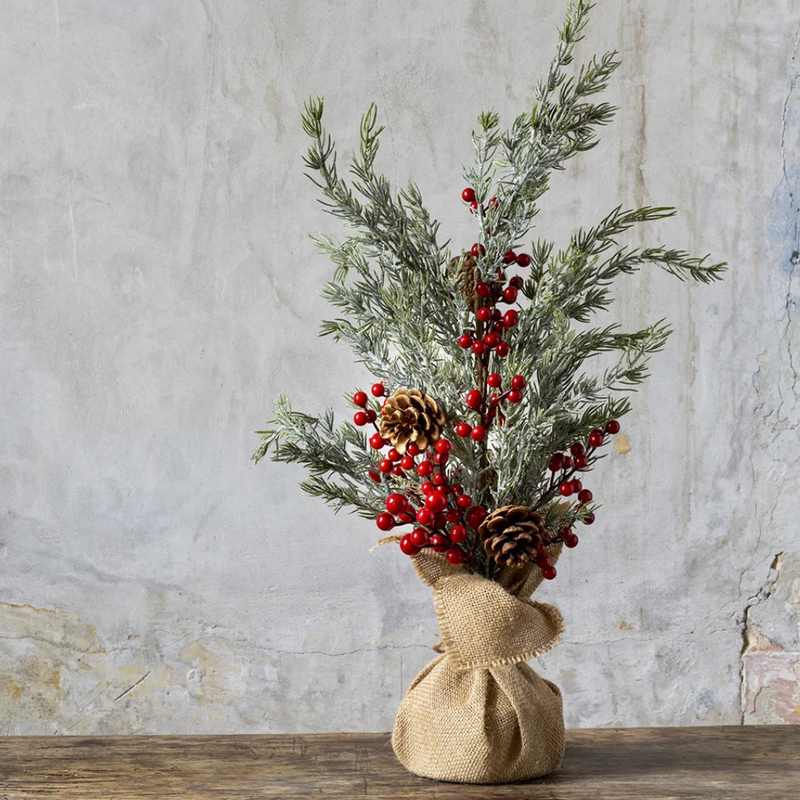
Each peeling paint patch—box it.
[0,602,103,654]
[615,433,631,455]
[742,651,800,724]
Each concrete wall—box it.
[1,0,799,734]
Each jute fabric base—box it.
[392,547,565,784]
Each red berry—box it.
[445,509,461,523]
[574,454,588,469]
[542,564,557,580]
[583,512,596,525]
[399,534,419,555]
[425,492,447,512]
[570,442,585,457]
[578,489,593,503]
[417,460,434,477]
[476,282,491,298]
[458,333,473,349]
[353,391,368,407]
[509,276,524,290]
[369,433,385,449]
[371,383,385,397]
[470,425,486,441]
[416,507,434,527]
[503,310,518,328]
[407,442,421,456]
[411,528,429,548]
[465,505,488,529]
[450,484,463,495]
[507,390,522,404]
[387,448,401,462]
[379,459,393,473]
[366,409,377,422]
[436,439,452,454]
[589,429,604,447]
[549,454,564,471]
[571,479,582,493]
[472,340,486,356]
[562,456,573,469]
[434,451,448,465]
[446,547,466,565]
[400,455,414,470]
[484,332,501,348]
[420,481,435,495]
[477,306,493,323]
[516,253,532,267]
[564,533,579,548]
[559,481,574,497]
[392,465,404,477]
[605,419,621,434]
[492,307,503,320]
[466,390,483,410]
[487,373,502,388]
[368,470,381,483]
[397,511,414,523]
[469,200,479,212]
[511,375,526,390]
[462,187,476,202]
[502,286,518,304]
[503,250,517,264]
[354,411,368,426]
[471,243,486,257]
[376,512,396,531]
[488,196,499,209]
[496,342,510,357]
[430,534,449,552]
[456,496,472,511]
[449,524,467,543]
[456,422,471,437]
[386,493,407,514]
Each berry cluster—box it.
[455,187,532,440]
[455,277,523,359]
[366,435,488,567]
[350,381,487,568]
[542,419,623,549]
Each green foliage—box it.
[254,0,725,548]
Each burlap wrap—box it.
[392,546,565,784]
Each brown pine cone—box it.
[448,252,480,312]
[378,388,446,454]
[479,505,546,569]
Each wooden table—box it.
[0,726,797,798]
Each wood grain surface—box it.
[0,726,797,799]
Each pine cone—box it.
[378,388,446,454]
[448,252,480,312]
[479,505,546,569]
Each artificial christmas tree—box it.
[254,0,724,784]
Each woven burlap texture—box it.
[392,545,565,784]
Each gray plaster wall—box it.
[1,0,799,734]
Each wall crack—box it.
[738,553,783,723]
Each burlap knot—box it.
[392,546,566,784]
